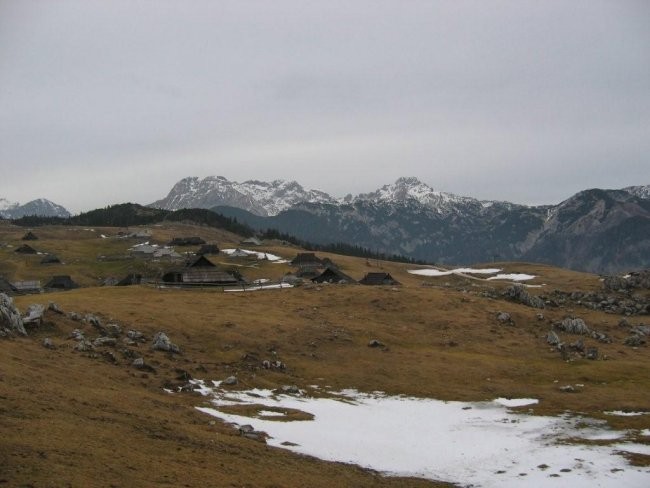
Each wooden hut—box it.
[40,254,61,264]
[311,267,355,284]
[14,244,38,254]
[44,275,79,290]
[162,255,242,286]
[359,272,400,286]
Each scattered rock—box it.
[93,337,117,347]
[557,317,590,335]
[0,293,26,336]
[585,347,599,360]
[132,357,156,372]
[68,312,82,321]
[503,284,545,309]
[559,385,577,393]
[496,312,513,324]
[42,337,55,349]
[223,376,238,386]
[85,314,106,335]
[151,332,180,353]
[368,339,385,348]
[546,331,561,346]
[631,325,650,336]
[74,340,94,352]
[105,323,122,337]
[102,351,117,363]
[624,335,646,347]
[536,313,545,321]
[238,424,267,442]
[127,329,146,342]
[69,329,85,341]
[23,304,45,325]
[175,369,192,381]
[278,385,300,395]
[569,338,585,353]
[47,302,64,314]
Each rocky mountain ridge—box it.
[154,177,649,273]
[0,197,70,219]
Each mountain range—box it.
[151,176,650,274]
[0,198,70,219]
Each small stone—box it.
[127,329,146,342]
[585,347,598,360]
[559,385,576,393]
[47,302,64,314]
[70,329,85,341]
[279,385,300,395]
[223,376,238,386]
[42,337,55,349]
[93,337,117,347]
[105,323,122,337]
[546,331,560,346]
[151,331,180,353]
[496,312,512,324]
[624,335,646,347]
[368,339,384,348]
[74,340,94,352]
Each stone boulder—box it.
[557,317,590,335]
[0,293,26,336]
[23,304,45,325]
[546,330,561,346]
[496,312,513,324]
[503,284,545,309]
[151,332,180,353]
[624,335,646,347]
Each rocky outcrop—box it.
[151,332,180,354]
[0,293,26,336]
[503,285,545,309]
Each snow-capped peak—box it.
[0,197,70,219]
[151,176,337,216]
[354,177,480,214]
[622,185,650,200]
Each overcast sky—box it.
[1,0,648,213]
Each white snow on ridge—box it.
[487,273,536,282]
[408,267,502,277]
[222,248,283,261]
[224,283,293,292]
[194,384,649,488]
[408,268,537,282]
[494,398,539,407]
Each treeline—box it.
[260,228,431,265]
[12,203,254,237]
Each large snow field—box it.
[191,382,649,487]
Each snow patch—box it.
[487,273,537,281]
[193,383,649,487]
[408,267,502,277]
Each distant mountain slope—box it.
[521,189,650,273]
[150,176,337,216]
[152,175,649,273]
[623,185,650,200]
[0,198,70,219]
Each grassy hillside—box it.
[1,221,649,486]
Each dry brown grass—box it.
[1,222,649,486]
